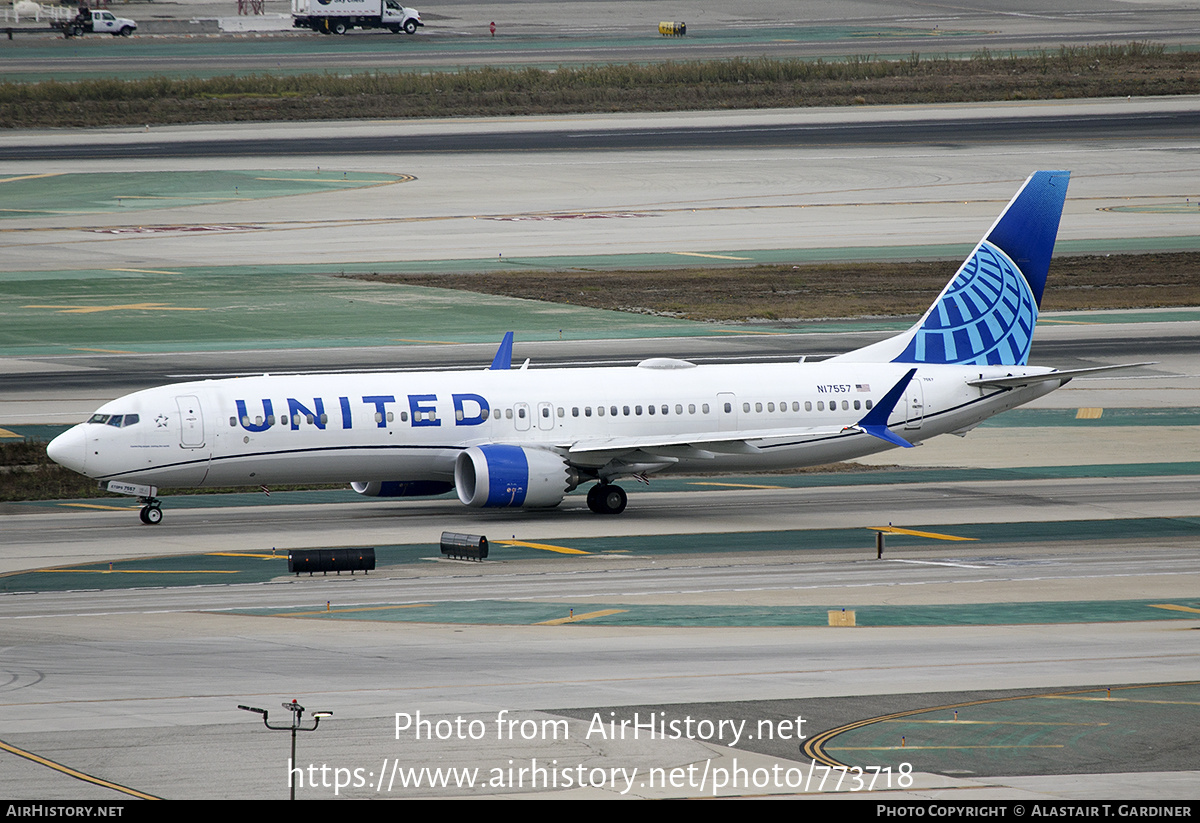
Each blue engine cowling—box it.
[454,445,575,508]
[351,480,455,497]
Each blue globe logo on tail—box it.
[894,240,1037,366]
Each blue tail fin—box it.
[835,171,1069,366]
[489,332,514,370]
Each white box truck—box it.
[292,0,421,34]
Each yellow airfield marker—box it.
[1076,408,1104,419]
[1149,603,1200,615]
[0,173,63,183]
[278,603,431,617]
[870,526,977,541]
[669,251,754,261]
[537,609,627,625]
[25,303,206,313]
[207,552,288,559]
[494,539,589,555]
[36,569,239,575]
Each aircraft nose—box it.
[47,425,88,475]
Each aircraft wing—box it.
[563,423,853,458]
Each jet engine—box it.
[454,445,578,508]
[351,480,455,497]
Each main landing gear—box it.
[139,498,163,525]
[586,483,627,515]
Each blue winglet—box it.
[489,332,514,370]
[853,368,917,448]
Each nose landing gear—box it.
[138,498,163,525]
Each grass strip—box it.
[1,45,1197,127]
[345,252,1200,322]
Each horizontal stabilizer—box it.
[967,362,1155,389]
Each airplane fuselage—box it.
[50,359,1058,491]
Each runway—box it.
[2,95,1199,796]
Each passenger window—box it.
[805,401,812,411]
[702,404,709,414]
[506,409,513,419]
[755,402,763,413]
[866,399,874,409]
[742,403,749,413]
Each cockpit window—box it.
[88,413,139,427]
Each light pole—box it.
[239,699,332,800]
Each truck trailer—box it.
[292,0,421,34]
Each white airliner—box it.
[47,170,1132,524]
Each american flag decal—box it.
[856,384,871,392]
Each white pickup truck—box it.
[292,0,421,35]
[53,7,137,37]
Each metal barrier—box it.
[288,547,376,576]
[440,532,488,561]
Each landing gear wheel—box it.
[139,505,162,525]
[587,483,627,515]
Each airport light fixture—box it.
[238,700,332,800]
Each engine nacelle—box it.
[454,445,576,508]
[351,480,455,497]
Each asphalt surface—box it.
[7,110,1200,161]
